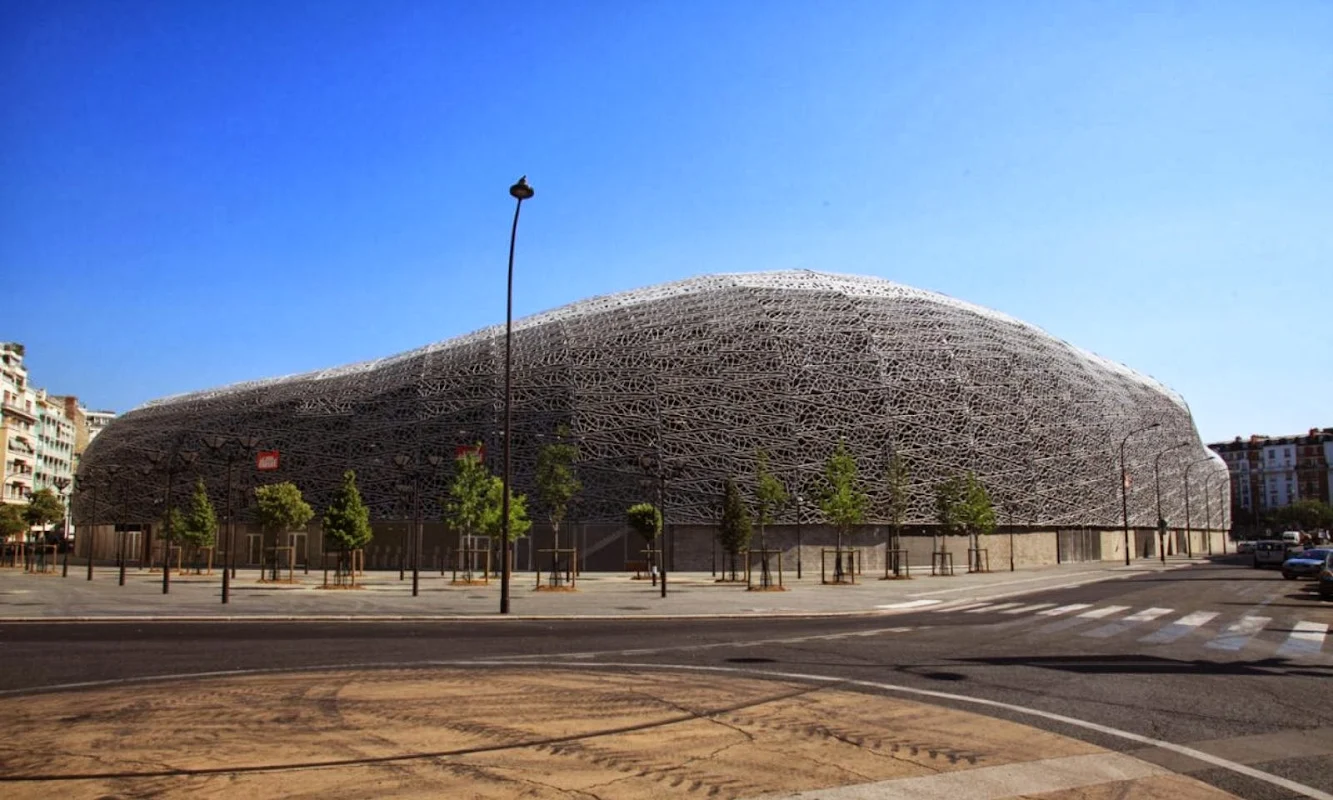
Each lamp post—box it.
[639,444,682,598]
[394,453,440,598]
[147,446,198,595]
[52,476,71,577]
[1119,422,1161,565]
[500,175,534,616]
[794,492,804,580]
[1216,476,1229,554]
[202,435,236,604]
[1153,441,1189,563]
[393,454,413,582]
[233,435,260,579]
[78,473,97,580]
[1183,456,1212,559]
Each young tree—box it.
[253,482,314,579]
[179,478,219,571]
[627,503,662,549]
[819,441,868,579]
[443,449,493,578]
[885,453,911,573]
[957,471,997,554]
[535,426,582,570]
[719,476,753,580]
[24,488,64,544]
[483,476,533,545]
[753,451,787,587]
[933,474,967,548]
[323,470,372,584]
[0,502,27,542]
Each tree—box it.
[819,441,868,579]
[0,503,28,542]
[323,470,372,584]
[627,503,662,547]
[179,478,218,572]
[159,507,185,545]
[536,426,582,566]
[956,471,997,553]
[483,476,532,544]
[444,449,493,578]
[885,453,910,573]
[719,476,753,580]
[253,482,314,578]
[1273,500,1333,532]
[24,488,64,542]
[934,474,967,547]
[753,451,787,587]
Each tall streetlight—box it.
[1152,441,1189,562]
[147,446,198,595]
[52,476,71,577]
[639,444,683,598]
[500,175,534,615]
[202,435,237,604]
[78,468,116,581]
[1183,455,1213,558]
[1216,476,1229,554]
[1119,422,1161,565]
[794,492,805,580]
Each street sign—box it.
[256,450,280,471]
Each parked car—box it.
[1253,540,1290,568]
[1281,531,1306,548]
[1237,540,1256,554]
[1318,555,1333,600]
[1282,548,1333,580]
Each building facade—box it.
[1209,428,1333,527]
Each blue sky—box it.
[3,1,1329,443]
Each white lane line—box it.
[1081,608,1173,639]
[1206,616,1272,652]
[1000,603,1057,615]
[1139,611,1218,644]
[933,602,992,613]
[1277,621,1329,658]
[966,602,1022,614]
[763,751,1165,799]
[1038,603,1092,616]
[1077,605,1130,619]
[875,599,942,610]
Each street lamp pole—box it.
[794,493,804,580]
[203,435,235,604]
[53,476,71,577]
[80,474,97,580]
[148,447,197,595]
[1153,441,1188,563]
[1119,422,1161,565]
[500,175,534,616]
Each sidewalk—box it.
[0,557,1213,622]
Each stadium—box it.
[74,271,1230,571]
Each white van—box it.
[1281,531,1304,547]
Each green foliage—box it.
[159,506,185,544]
[933,474,966,535]
[753,450,787,548]
[957,472,997,540]
[444,448,492,538]
[0,503,28,540]
[885,453,910,533]
[323,470,373,551]
[253,482,314,534]
[179,478,218,548]
[1271,500,1333,532]
[719,476,753,556]
[535,426,582,535]
[483,477,532,542]
[819,442,868,547]
[24,488,64,530]
[627,503,662,543]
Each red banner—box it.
[256,450,280,471]
[455,444,485,462]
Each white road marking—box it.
[1077,605,1129,619]
[1000,603,1056,615]
[1139,611,1218,644]
[875,599,942,610]
[966,602,1022,614]
[1277,621,1329,658]
[756,751,1165,799]
[1206,616,1271,652]
[1081,608,1173,639]
[1038,603,1092,616]
[933,602,992,613]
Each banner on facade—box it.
[256,450,281,471]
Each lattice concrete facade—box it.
[74,271,1229,537]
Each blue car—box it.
[1281,548,1333,580]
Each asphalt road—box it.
[2,559,1330,799]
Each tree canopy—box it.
[0,503,27,540]
[536,427,582,534]
[719,476,753,556]
[753,450,787,547]
[627,503,661,543]
[179,478,218,548]
[819,442,868,544]
[443,449,492,539]
[933,475,967,535]
[1270,500,1333,532]
[253,482,314,534]
[24,488,64,531]
[483,477,532,542]
[324,470,373,551]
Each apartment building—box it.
[53,396,118,473]
[1209,428,1333,522]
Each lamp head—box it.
[509,176,534,201]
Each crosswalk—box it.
[929,599,1332,660]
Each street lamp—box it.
[794,492,805,580]
[146,446,198,594]
[499,175,533,616]
[1216,476,1229,554]
[1183,456,1213,558]
[1153,441,1189,563]
[77,473,98,580]
[638,446,682,599]
[52,476,71,577]
[1119,422,1161,565]
[202,435,237,604]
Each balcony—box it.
[0,399,36,421]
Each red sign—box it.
[256,450,280,471]
[455,444,485,462]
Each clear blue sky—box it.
[3,1,1329,443]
